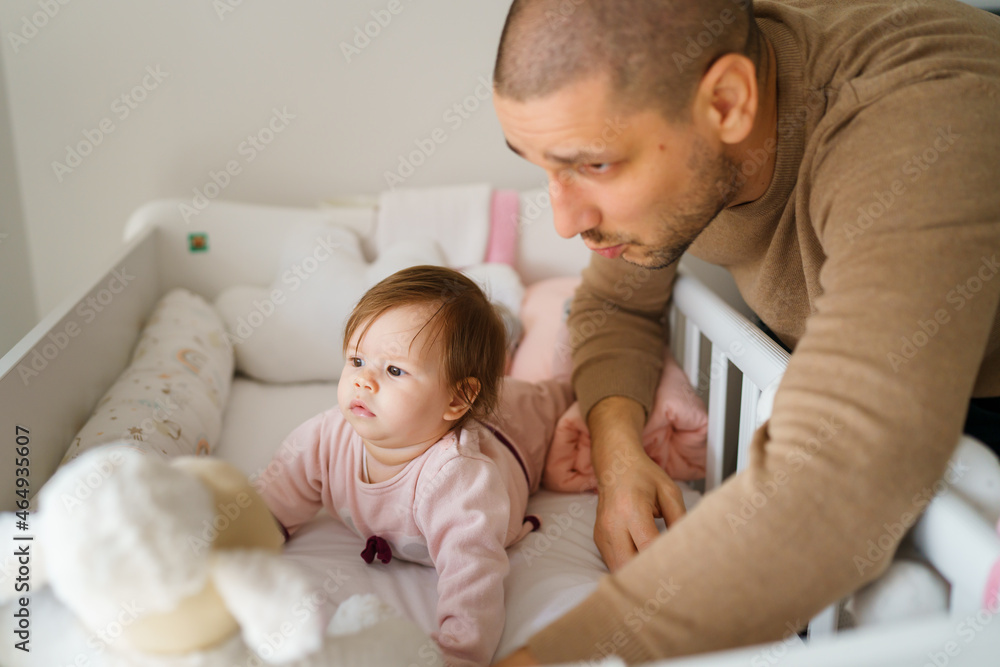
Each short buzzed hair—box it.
[494,0,758,120]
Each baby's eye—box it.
[350,357,364,367]
[387,365,405,377]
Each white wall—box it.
[22,2,994,352]
[4,1,994,359]
[0,0,543,343]
[0,42,36,354]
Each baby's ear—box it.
[443,378,481,422]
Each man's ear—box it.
[693,52,759,146]
[443,378,482,422]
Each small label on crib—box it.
[188,232,209,252]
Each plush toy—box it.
[0,444,441,667]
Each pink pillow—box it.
[510,275,708,489]
[542,354,708,491]
[486,190,520,266]
[508,277,581,382]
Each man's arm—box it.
[512,75,1000,664]
[568,252,686,569]
[568,253,677,419]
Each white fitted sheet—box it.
[215,376,702,660]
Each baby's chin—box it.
[342,408,370,428]
[339,405,371,435]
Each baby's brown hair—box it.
[343,265,507,430]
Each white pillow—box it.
[214,223,446,384]
[61,288,234,463]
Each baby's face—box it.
[337,303,462,457]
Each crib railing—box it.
[910,470,1000,616]
[669,270,789,491]
[666,269,1000,639]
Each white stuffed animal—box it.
[0,445,441,667]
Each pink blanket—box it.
[542,354,708,492]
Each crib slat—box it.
[705,344,729,491]
[668,269,1000,646]
[668,306,678,357]
[684,318,701,392]
[737,376,760,472]
[808,602,841,639]
[672,272,789,391]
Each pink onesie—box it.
[259,378,572,667]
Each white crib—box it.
[672,269,1000,625]
[1,195,998,666]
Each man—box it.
[491,0,1000,664]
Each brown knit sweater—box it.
[527,0,1000,663]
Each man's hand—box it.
[588,396,687,572]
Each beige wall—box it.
[0,42,35,357]
[22,1,977,354]
[0,0,540,339]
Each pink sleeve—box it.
[490,377,574,492]
[415,458,512,667]
[641,354,708,481]
[542,401,599,493]
[255,411,332,536]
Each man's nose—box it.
[549,175,600,239]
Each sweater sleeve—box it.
[526,78,1000,662]
[568,253,678,420]
[255,411,332,536]
[415,457,512,667]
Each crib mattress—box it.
[215,375,702,659]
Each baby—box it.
[259,265,572,667]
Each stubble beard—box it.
[621,139,742,270]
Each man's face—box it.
[495,76,740,269]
